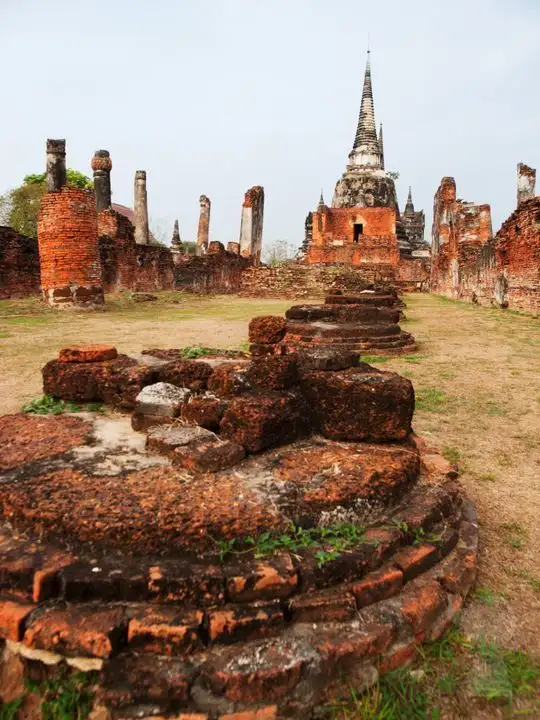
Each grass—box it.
[213,522,366,567]
[22,395,82,415]
[442,445,461,464]
[475,587,507,606]
[24,671,98,720]
[327,630,539,718]
[415,387,448,413]
[0,698,23,720]
[501,522,529,550]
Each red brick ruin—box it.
[248,290,415,357]
[0,340,477,718]
[430,164,540,313]
[0,51,538,310]
[38,140,104,309]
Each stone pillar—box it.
[196,195,211,256]
[134,170,149,245]
[517,163,536,207]
[91,150,112,212]
[239,186,264,266]
[46,139,67,192]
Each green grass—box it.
[24,671,98,720]
[328,669,433,719]
[402,354,428,364]
[415,387,449,413]
[22,395,82,415]
[442,446,461,465]
[213,522,366,567]
[475,587,507,606]
[473,640,538,705]
[325,630,539,718]
[0,698,23,720]
[501,522,529,550]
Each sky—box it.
[2,0,540,251]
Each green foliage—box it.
[328,668,433,719]
[473,640,538,705]
[442,446,461,465]
[0,169,92,238]
[22,395,81,415]
[181,345,217,359]
[386,170,400,180]
[501,521,529,550]
[213,522,366,567]
[415,387,448,413]
[0,697,23,720]
[475,587,506,606]
[24,169,93,189]
[25,671,98,720]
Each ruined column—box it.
[517,163,536,207]
[91,150,112,211]
[239,186,265,266]
[46,139,67,192]
[196,195,211,255]
[171,219,183,252]
[134,170,149,245]
[38,139,104,309]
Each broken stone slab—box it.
[173,438,245,473]
[300,367,414,442]
[146,424,215,457]
[58,345,118,363]
[248,316,288,344]
[220,391,310,454]
[135,383,191,417]
[181,393,228,430]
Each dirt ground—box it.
[0,291,539,717]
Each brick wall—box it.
[99,209,175,292]
[493,197,540,313]
[0,227,40,299]
[239,262,399,298]
[431,176,540,314]
[37,187,104,308]
[174,242,250,293]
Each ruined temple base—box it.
[0,344,476,719]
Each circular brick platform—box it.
[0,347,477,720]
[249,292,416,358]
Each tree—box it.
[0,169,93,239]
[262,239,298,266]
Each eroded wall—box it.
[431,174,540,313]
[0,227,40,299]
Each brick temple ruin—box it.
[298,52,430,284]
[0,340,477,718]
[0,141,263,304]
[430,163,540,314]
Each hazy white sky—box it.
[2,0,539,249]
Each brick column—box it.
[517,163,536,207]
[196,195,211,256]
[91,150,112,212]
[239,186,264,266]
[38,139,104,309]
[134,170,149,245]
[46,139,66,192]
[38,188,104,309]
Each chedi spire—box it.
[349,51,382,169]
[404,187,415,214]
